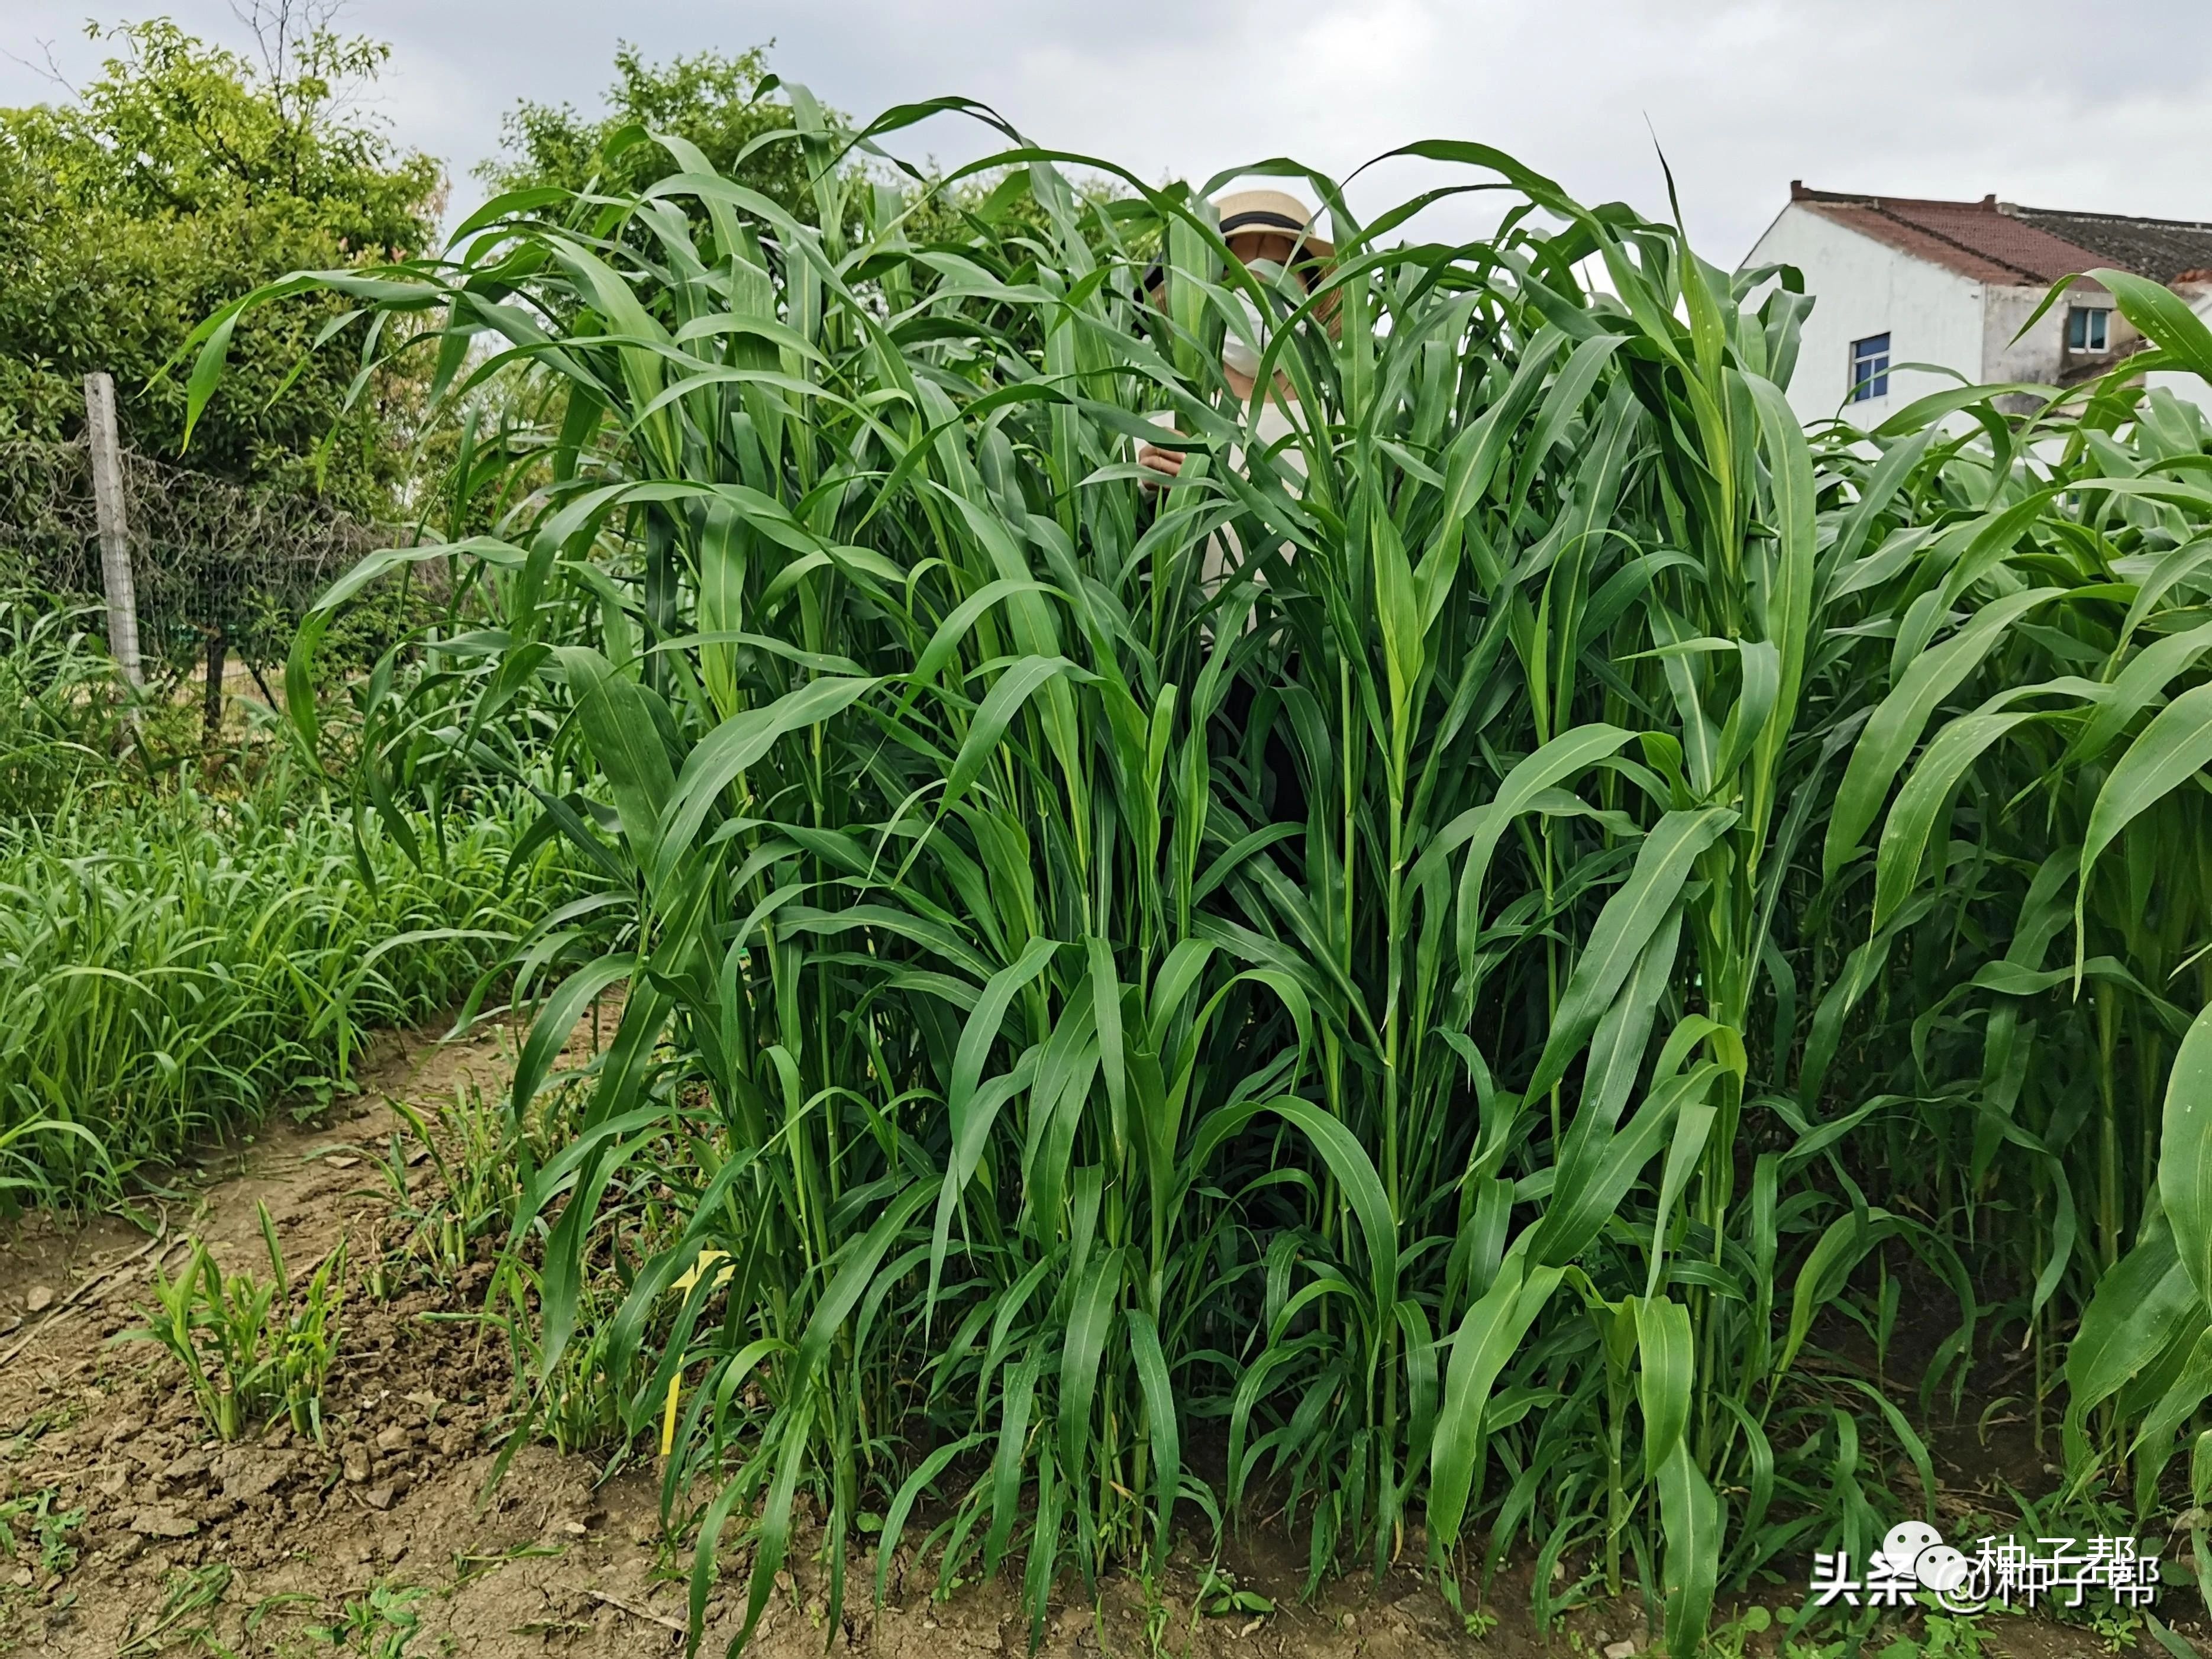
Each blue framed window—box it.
[2067,305,2110,351]
[1850,333,1890,402]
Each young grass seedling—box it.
[121,1200,345,1442]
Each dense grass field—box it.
[39,105,2212,1651]
[0,777,570,1204]
[0,570,578,1207]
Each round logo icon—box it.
[1877,1521,1943,1579]
[1914,1545,1971,1593]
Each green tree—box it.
[479,42,822,220]
[0,11,440,484]
[480,43,1102,292]
[0,7,444,708]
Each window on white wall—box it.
[2067,306,2110,352]
[1850,333,1890,402]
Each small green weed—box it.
[117,1563,232,1657]
[1193,1564,1273,1618]
[307,1582,429,1657]
[2090,1606,2146,1653]
[1704,1604,1772,1659]
[0,1484,82,1579]
[448,1541,563,1586]
[121,1201,345,1442]
[1129,1562,1274,1659]
[1872,1610,1988,1659]
[0,1403,73,1463]
[368,1087,516,1294]
[289,1074,361,1127]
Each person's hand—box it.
[1136,443,1186,486]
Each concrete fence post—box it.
[82,370,143,689]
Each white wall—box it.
[1982,284,2063,388]
[1985,283,2145,415]
[1745,203,1985,427]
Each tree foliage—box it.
[477,42,1072,251]
[479,41,822,223]
[0,9,441,501]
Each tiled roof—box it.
[1790,186,2212,288]
[1788,185,2110,286]
[2007,206,2212,285]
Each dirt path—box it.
[0,1022,2161,1658]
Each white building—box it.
[1743,184,2212,425]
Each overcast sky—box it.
[7,0,2211,261]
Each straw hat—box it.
[1213,189,1334,262]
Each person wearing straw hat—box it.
[1137,188,1333,828]
[1135,188,1333,486]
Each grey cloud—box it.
[5,0,2208,263]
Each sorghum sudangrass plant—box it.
[0,769,569,1199]
[480,1258,629,1457]
[192,100,2212,1651]
[369,1086,522,1290]
[1787,276,2212,1525]
[124,1202,347,1442]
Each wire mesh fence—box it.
[0,437,430,714]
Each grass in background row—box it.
[0,772,571,1206]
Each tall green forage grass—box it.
[186,104,2212,1651]
[1791,276,2212,1524]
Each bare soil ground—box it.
[0,1019,2168,1658]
